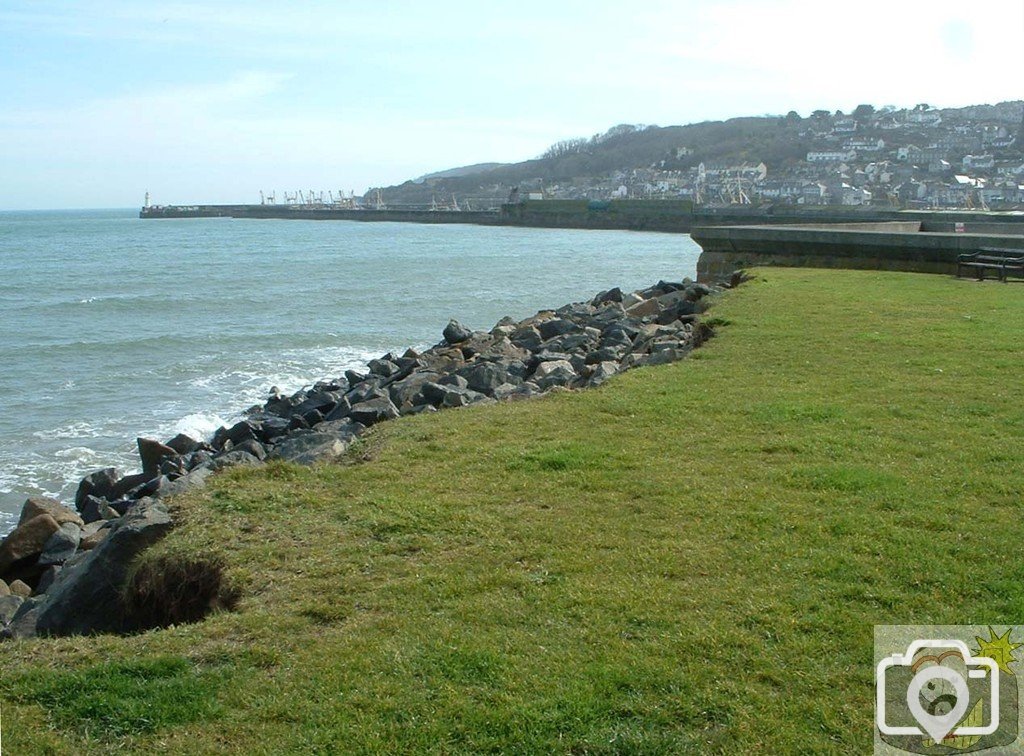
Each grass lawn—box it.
[2,268,1022,754]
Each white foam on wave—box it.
[1,343,405,531]
[32,421,106,441]
[172,412,227,441]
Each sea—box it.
[0,209,701,534]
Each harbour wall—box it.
[141,200,1024,234]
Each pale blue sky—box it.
[1,0,1021,209]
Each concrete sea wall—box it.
[692,223,1024,281]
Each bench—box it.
[957,248,1024,282]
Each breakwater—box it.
[141,200,1024,235]
[0,272,742,639]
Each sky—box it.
[1,0,1021,209]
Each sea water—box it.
[0,209,701,533]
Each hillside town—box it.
[529,103,1024,209]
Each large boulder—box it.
[74,467,120,509]
[533,360,577,390]
[348,397,400,426]
[458,362,510,395]
[38,522,81,566]
[269,432,351,465]
[137,437,178,477]
[0,594,24,625]
[165,433,202,455]
[443,319,474,344]
[33,498,173,637]
[18,497,83,529]
[388,370,442,408]
[537,318,580,341]
[0,514,61,576]
[212,420,259,450]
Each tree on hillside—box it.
[811,109,830,120]
[541,138,589,159]
[785,110,802,123]
[853,104,875,118]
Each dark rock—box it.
[38,523,81,566]
[74,467,120,510]
[459,362,509,394]
[210,450,262,470]
[311,419,363,437]
[34,498,172,637]
[35,565,61,594]
[543,333,595,353]
[1,596,42,639]
[159,457,186,479]
[585,345,627,364]
[0,594,24,625]
[137,437,177,477]
[592,287,623,305]
[257,415,290,441]
[348,397,400,426]
[533,360,577,390]
[155,465,214,500]
[184,450,214,471]
[79,495,109,525]
[232,439,267,461]
[299,408,325,426]
[322,396,353,422]
[294,391,341,418]
[269,432,351,465]
[110,472,150,501]
[402,403,437,416]
[368,358,401,378]
[586,361,620,387]
[413,381,450,407]
[510,326,543,351]
[79,521,113,551]
[124,475,169,501]
[443,319,474,344]
[441,387,489,408]
[344,369,367,386]
[492,383,521,400]
[537,318,579,340]
[437,374,469,389]
[165,433,201,455]
[388,371,442,408]
[506,360,529,380]
[212,420,259,450]
[287,415,310,432]
[345,380,387,405]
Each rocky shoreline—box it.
[0,272,745,639]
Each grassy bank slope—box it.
[3,269,1023,753]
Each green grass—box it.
[2,268,1023,753]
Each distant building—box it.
[807,150,855,163]
[843,137,885,153]
[963,154,995,170]
[833,119,857,134]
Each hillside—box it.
[372,101,1024,208]
[2,269,1023,752]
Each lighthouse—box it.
[144,191,151,209]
